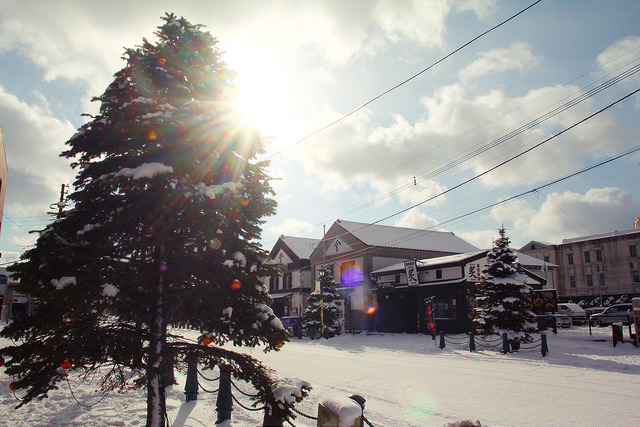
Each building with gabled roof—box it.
[370,251,549,333]
[267,235,320,333]
[309,219,479,332]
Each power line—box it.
[265,52,640,245]
[290,87,640,256]
[313,144,640,262]
[266,0,543,159]
[369,87,640,227]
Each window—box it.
[596,249,603,262]
[0,275,7,285]
[340,260,363,285]
[567,253,574,265]
[586,274,593,287]
[599,273,605,287]
[435,269,443,279]
[544,255,550,263]
[433,298,457,319]
[630,245,637,258]
[584,252,591,263]
[570,276,577,288]
[633,270,640,283]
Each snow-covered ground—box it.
[1,325,638,427]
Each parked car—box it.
[585,306,607,316]
[590,303,633,326]
[557,303,588,325]
[554,314,572,328]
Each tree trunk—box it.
[146,253,168,427]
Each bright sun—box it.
[233,61,294,140]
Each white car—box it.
[557,303,588,325]
[554,314,572,328]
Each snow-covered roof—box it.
[371,250,556,275]
[371,251,487,275]
[561,228,640,244]
[335,219,479,253]
[279,235,320,259]
[515,252,558,268]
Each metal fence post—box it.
[262,411,283,427]
[184,359,198,402]
[439,331,445,349]
[348,394,366,427]
[540,333,548,357]
[502,333,510,353]
[216,367,233,424]
[469,333,476,352]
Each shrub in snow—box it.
[1,14,306,427]
[302,267,343,339]
[473,228,537,347]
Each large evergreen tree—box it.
[473,228,538,348]
[302,267,343,339]
[1,14,308,426]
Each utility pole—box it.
[49,184,69,218]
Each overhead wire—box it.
[317,143,640,262]
[297,86,640,257]
[265,0,543,160]
[265,51,640,246]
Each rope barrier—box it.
[230,378,259,397]
[196,367,220,382]
[230,390,265,411]
[293,406,318,421]
[65,376,113,408]
[196,378,218,394]
[363,414,379,427]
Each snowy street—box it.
[1,326,638,426]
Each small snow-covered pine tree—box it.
[302,267,343,339]
[473,227,538,347]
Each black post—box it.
[439,331,445,349]
[502,333,510,354]
[184,359,198,402]
[216,367,233,424]
[469,333,476,352]
[540,333,548,357]
[262,411,284,427]
[348,394,366,427]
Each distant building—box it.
[309,219,479,332]
[371,251,548,334]
[520,228,640,300]
[268,235,320,326]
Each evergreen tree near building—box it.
[473,228,538,348]
[302,267,343,339]
[1,14,309,426]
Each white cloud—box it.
[492,187,640,246]
[459,42,541,83]
[0,85,76,215]
[266,217,316,240]
[597,36,640,110]
[393,208,441,231]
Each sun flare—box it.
[232,61,294,140]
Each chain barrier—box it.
[197,367,220,382]
[230,377,259,397]
[293,406,318,421]
[229,389,266,411]
[363,414,378,427]
[196,377,218,394]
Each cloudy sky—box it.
[0,0,639,265]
